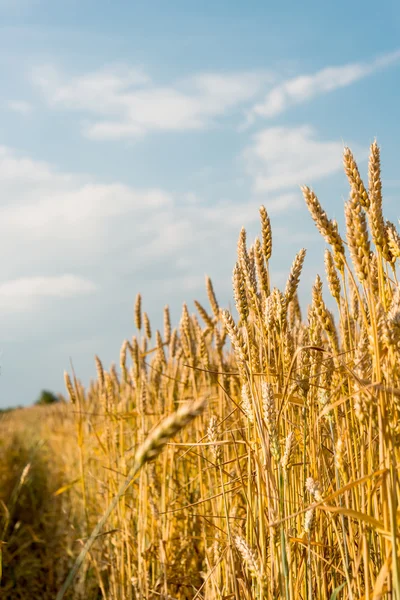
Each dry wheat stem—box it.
[56,396,208,600]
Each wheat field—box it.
[1,141,400,599]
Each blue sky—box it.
[1,0,400,407]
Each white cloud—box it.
[244,125,365,193]
[8,100,33,115]
[33,65,150,113]
[199,193,299,226]
[248,49,400,121]
[32,64,272,139]
[0,144,307,317]
[1,183,172,238]
[0,145,172,236]
[0,275,97,311]
[0,145,64,182]
[0,146,182,300]
[30,51,400,142]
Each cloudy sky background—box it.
[1,0,400,407]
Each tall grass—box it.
[2,141,400,599]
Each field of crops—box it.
[1,142,399,599]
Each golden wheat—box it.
[1,141,399,600]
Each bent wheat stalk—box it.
[56,395,208,600]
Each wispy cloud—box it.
[0,145,68,182]
[244,125,365,192]
[30,51,400,142]
[247,49,400,122]
[0,275,97,312]
[8,100,33,115]
[32,64,272,139]
[0,145,174,253]
[0,144,304,317]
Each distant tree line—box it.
[35,390,62,406]
[0,390,63,413]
